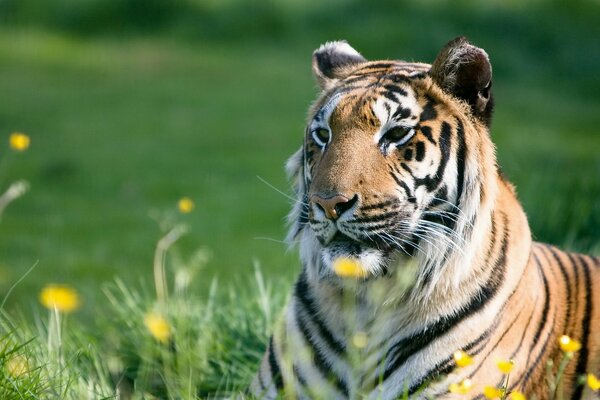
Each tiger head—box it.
[288,37,500,285]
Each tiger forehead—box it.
[344,60,431,83]
[312,61,431,128]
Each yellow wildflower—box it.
[510,391,526,400]
[178,197,194,213]
[558,335,581,353]
[332,257,367,278]
[496,358,515,374]
[483,386,504,399]
[352,332,368,349]
[5,355,29,377]
[453,350,473,368]
[144,312,171,343]
[588,373,600,391]
[9,132,30,151]
[39,284,80,313]
[449,378,473,394]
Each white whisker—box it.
[257,175,308,206]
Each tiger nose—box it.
[311,194,357,220]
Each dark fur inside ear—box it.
[312,41,366,90]
[430,37,494,126]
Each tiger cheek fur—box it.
[250,38,600,400]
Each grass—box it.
[0,223,287,399]
[0,0,599,397]
[0,2,599,314]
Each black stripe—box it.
[454,120,467,209]
[530,250,551,348]
[389,172,415,204]
[427,185,448,208]
[411,327,494,397]
[293,364,308,387]
[572,255,592,400]
[257,362,266,391]
[268,336,284,390]
[341,74,371,85]
[384,84,408,97]
[360,199,399,211]
[419,97,437,122]
[414,121,451,191]
[415,141,425,162]
[400,162,412,174]
[293,294,350,396]
[392,107,412,121]
[468,286,540,400]
[508,294,538,366]
[348,210,400,224]
[360,221,397,232]
[567,253,580,322]
[484,213,498,261]
[389,72,413,81]
[380,91,398,104]
[516,302,555,389]
[419,125,436,144]
[294,273,346,355]
[546,246,572,335]
[399,181,416,204]
[380,213,509,382]
[511,251,552,389]
[467,304,526,380]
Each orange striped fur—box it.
[250,38,599,399]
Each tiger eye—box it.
[385,127,410,142]
[312,128,330,146]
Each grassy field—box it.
[0,0,599,397]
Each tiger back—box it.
[250,37,600,400]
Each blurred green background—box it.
[0,0,599,318]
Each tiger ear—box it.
[312,41,366,90]
[430,37,494,125]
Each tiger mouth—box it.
[328,232,364,255]
[327,231,391,253]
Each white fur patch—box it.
[316,40,363,60]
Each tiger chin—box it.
[250,37,599,399]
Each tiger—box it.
[249,37,600,399]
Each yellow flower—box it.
[9,132,30,151]
[453,350,473,368]
[483,386,504,399]
[144,312,171,343]
[39,285,80,313]
[178,197,194,213]
[449,378,473,394]
[5,355,29,377]
[588,373,600,391]
[558,335,581,353]
[352,332,368,349]
[496,358,515,374]
[509,391,526,400]
[332,257,367,278]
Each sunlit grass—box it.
[0,232,285,398]
[1,0,599,311]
